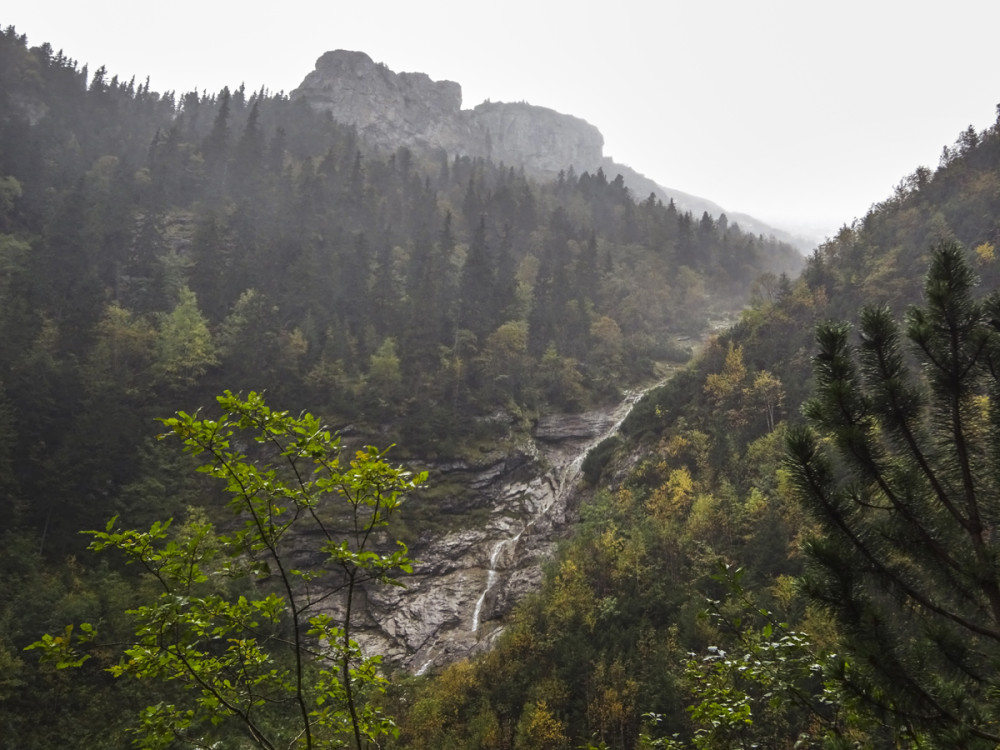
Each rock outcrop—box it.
[291,51,809,249]
[291,50,604,180]
[333,388,653,674]
[470,101,604,177]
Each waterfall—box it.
[471,531,523,632]
[468,387,648,635]
[380,381,669,675]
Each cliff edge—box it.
[292,50,808,249]
[291,50,604,179]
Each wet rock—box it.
[534,411,622,442]
[312,385,661,674]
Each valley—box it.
[4,22,1000,749]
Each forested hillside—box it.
[388,111,1000,748]
[0,24,800,548]
[6,18,1000,750]
[0,26,804,747]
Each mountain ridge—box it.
[291,50,809,250]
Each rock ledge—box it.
[292,50,605,179]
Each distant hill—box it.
[291,50,807,250]
[596,157,812,250]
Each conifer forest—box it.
[4,24,1000,749]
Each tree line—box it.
[384,108,1000,748]
[0,24,812,748]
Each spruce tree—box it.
[457,214,493,340]
[786,241,1000,747]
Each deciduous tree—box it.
[30,391,425,750]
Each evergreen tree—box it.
[492,222,518,321]
[577,231,600,306]
[202,86,231,189]
[457,215,493,340]
[232,98,263,194]
[370,238,400,337]
[786,242,1000,747]
[404,219,451,374]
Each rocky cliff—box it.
[292,50,604,179]
[287,387,654,674]
[292,51,809,249]
[340,389,650,674]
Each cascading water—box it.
[352,381,669,674]
[471,531,522,632]
[467,387,648,636]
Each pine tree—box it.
[202,86,231,189]
[457,215,493,340]
[786,241,1000,747]
[232,98,263,193]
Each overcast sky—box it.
[5,1,999,244]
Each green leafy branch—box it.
[29,391,426,750]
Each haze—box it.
[5,0,999,246]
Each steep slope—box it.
[291,50,604,176]
[598,157,811,249]
[390,112,1000,748]
[0,27,804,748]
[291,49,803,247]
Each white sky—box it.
[5,1,999,244]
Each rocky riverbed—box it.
[343,389,651,674]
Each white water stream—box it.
[351,381,669,675]
[468,387,648,634]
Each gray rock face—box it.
[291,50,605,179]
[331,387,656,675]
[291,50,807,250]
[534,411,625,442]
[469,101,604,176]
